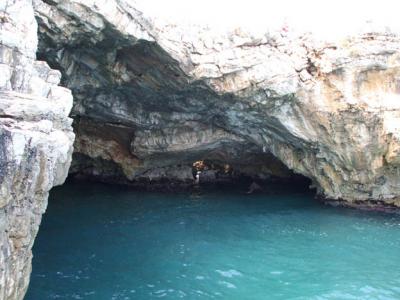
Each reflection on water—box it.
[26,182,400,299]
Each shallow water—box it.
[26,182,400,299]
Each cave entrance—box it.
[67,145,313,198]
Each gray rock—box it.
[0,1,74,299]
[33,0,400,206]
[2,0,400,298]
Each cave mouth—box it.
[67,115,312,193]
[67,153,312,193]
[34,14,315,197]
[67,128,313,194]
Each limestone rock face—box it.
[33,0,400,206]
[0,1,74,299]
[1,0,400,298]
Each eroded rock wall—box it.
[0,1,74,298]
[1,0,400,298]
[33,0,400,206]
[33,0,297,187]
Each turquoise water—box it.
[26,182,400,300]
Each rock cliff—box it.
[2,0,400,298]
[0,1,74,298]
[34,0,400,206]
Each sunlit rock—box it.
[33,0,400,206]
[0,1,74,298]
[2,0,400,297]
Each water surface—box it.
[26,182,400,299]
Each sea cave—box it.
[1,0,400,299]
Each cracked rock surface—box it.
[0,0,400,298]
[0,0,74,298]
[34,0,400,206]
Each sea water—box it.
[26,182,400,299]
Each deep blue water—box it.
[26,182,400,299]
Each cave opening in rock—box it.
[67,131,312,193]
[4,1,400,299]
[62,111,312,193]
[33,9,317,197]
[26,11,329,296]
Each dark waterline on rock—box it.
[26,182,400,299]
